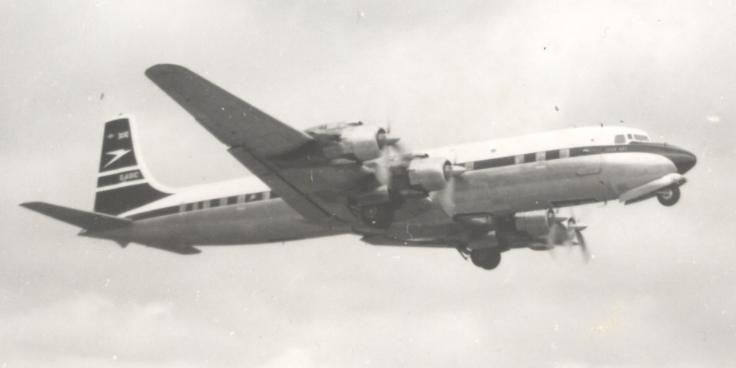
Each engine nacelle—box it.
[514,215,552,238]
[339,124,387,162]
[407,157,451,192]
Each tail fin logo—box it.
[103,149,132,168]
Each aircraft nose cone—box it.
[671,147,697,174]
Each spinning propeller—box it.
[545,209,592,263]
[365,123,464,203]
[372,134,408,187]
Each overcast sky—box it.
[2,0,735,366]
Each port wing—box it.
[145,64,345,224]
[145,64,313,157]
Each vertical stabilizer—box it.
[94,117,171,215]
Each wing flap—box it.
[145,64,313,156]
[228,147,337,223]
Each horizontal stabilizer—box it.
[20,202,131,230]
[619,173,686,204]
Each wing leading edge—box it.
[145,64,313,157]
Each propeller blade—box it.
[370,137,408,187]
[547,222,567,248]
[545,209,556,227]
[565,217,577,251]
[566,215,591,263]
[374,158,392,186]
[546,227,555,249]
[566,228,575,253]
[576,229,591,263]
[436,176,456,216]
[541,210,592,262]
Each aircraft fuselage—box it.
[91,125,696,248]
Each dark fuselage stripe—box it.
[127,191,280,221]
[474,156,515,170]
[460,142,679,170]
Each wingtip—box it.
[145,63,189,79]
[19,201,43,209]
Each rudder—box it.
[94,117,171,215]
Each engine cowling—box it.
[340,124,387,162]
[407,157,452,192]
[514,215,553,238]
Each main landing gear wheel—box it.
[657,186,680,207]
[470,248,502,270]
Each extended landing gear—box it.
[657,186,680,207]
[466,248,502,270]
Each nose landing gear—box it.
[657,186,680,207]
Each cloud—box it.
[1,294,244,367]
[3,0,736,367]
[257,348,317,368]
[706,115,721,124]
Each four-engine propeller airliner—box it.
[21,64,697,270]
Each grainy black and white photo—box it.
[3,1,735,366]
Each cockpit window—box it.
[614,134,626,144]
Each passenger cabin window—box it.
[615,134,626,144]
[633,134,649,141]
